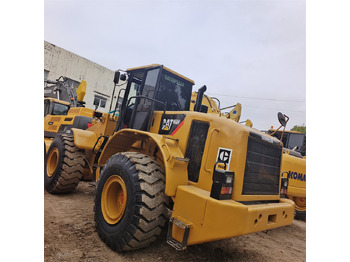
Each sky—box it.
[44,0,306,131]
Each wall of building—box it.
[44,41,120,112]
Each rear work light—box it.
[280,177,288,197]
[210,162,235,200]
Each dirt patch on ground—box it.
[44,182,306,262]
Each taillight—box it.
[280,177,288,196]
[210,162,235,200]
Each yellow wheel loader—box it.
[190,91,253,126]
[44,78,95,152]
[45,64,294,251]
[267,113,306,220]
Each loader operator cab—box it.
[113,64,195,132]
[44,98,70,117]
[268,130,306,156]
[267,113,306,156]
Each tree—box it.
[291,125,306,134]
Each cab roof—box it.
[126,64,195,85]
[44,97,71,106]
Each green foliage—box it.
[291,125,306,134]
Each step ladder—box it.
[166,217,191,251]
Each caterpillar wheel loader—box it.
[267,113,306,220]
[45,64,294,251]
[44,78,96,152]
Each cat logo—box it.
[158,114,186,135]
[162,118,180,131]
[216,147,232,170]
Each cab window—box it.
[52,103,70,115]
[44,100,50,116]
[155,71,192,111]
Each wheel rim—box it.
[292,197,306,212]
[47,147,59,178]
[101,175,127,225]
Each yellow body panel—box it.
[281,152,306,198]
[86,113,118,137]
[150,111,282,202]
[72,112,118,150]
[98,129,189,197]
[76,80,87,102]
[44,137,53,153]
[171,185,294,245]
[98,110,283,203]
[72,129,99,150]
[67,107,95,117]
[44,106,95,134]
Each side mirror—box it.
[114,71,120,85]
[278,112,286,127]
[120,74,127,81]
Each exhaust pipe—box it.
[194,85,207,112]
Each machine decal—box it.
[216,147,232,169]
[165,74,185,87]
[282,171,306,182]
[159,114,186,135]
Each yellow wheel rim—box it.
[47,148,59,178]
[292,197,306,212]
[101,175,127,225]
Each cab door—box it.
[128,67,161,131]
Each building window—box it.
[93,94,108,109]
[44,70,49,81]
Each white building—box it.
[44,41,120,112]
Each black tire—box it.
[94,152,168,251]
[289,196,306,221]
[44,134,85,194]
[295,210,306,221]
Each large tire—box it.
[292,196,306,221]
[94,152,168,251]
[44,134,85,194]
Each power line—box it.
[207,92,305,103]
[242,104,305,113]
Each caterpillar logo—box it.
[158,114,186,135]
[282,171,306,182]
[216,147,232,170]
[162,119,180,131]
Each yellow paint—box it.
[46,147,59,177]
[75,80,87,101]
[101,175,127,224]
[281,152,306,210]
[171,185,294,245]
[72,128,99,150]
[98,129,189,197]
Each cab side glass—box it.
[44,100,50,116]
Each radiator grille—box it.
[242,135,282,195]
[50,116,61,122]
[47,125,58,131]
